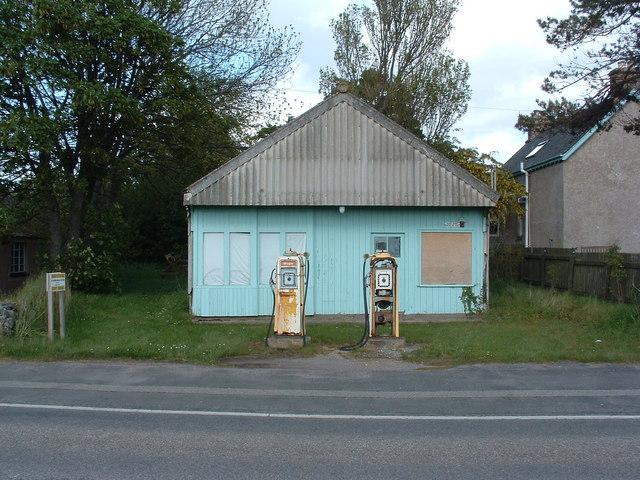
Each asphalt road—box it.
[1,355,639,479]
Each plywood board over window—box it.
[421,232,472,285]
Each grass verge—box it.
[1,268,638,364]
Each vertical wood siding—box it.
[190,206,486,316]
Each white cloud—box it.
[266,0,576,163]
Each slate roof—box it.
[504,94,639,175]
[502,127,589,175]
[184,92,499,208]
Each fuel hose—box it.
[339,255,370,351]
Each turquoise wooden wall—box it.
[189,206,487,316]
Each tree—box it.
[0,0,299,289]
[523,0,640,134]
[433,142,526,223]
[320,0,470,143]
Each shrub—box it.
[57,238,120,293]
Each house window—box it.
[421,232,472,285]
[525,140,547,158]
[260,232,307,285]
[229,233,251,285]
[285,232,306,254]
[373,235,401,257]
[517,216,524,241]
[10,242,26,275]
[203,233,224,285]
[259,233,280,285]
[489,217,500,236]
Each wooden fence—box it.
[491,247,640,303]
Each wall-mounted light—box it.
[338,206,346,214]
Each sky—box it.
[266,0,574,163]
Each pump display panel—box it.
[280,268,297,288]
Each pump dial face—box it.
[375,269,392,289]
[281,268,297,288]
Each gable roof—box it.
[184,93,498,207]
[504,95,638,175]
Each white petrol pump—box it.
[270,250,309,339]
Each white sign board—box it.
[46,272,66,292]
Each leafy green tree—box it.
[524,0,640,134]
[0,0,298,289]
[434,142,526,223]
[320,0,470,143]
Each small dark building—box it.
[1,234,41,293]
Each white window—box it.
[259,233,280,285]
[373,235,401,257]
[230,233,251,285]
[203,233,224,285]
[525,141,547,158]
[285,232,306,254]
[10,242,26,275]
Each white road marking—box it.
[2,402,640,421]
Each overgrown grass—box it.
[1,268,639,364]
[0,264,268,363]
[404,279,640,364]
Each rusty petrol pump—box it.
[266,250,310,348]
[341,251,401,351]
[368,252,400,338]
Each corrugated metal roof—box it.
[184,93,498,207]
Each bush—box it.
[57,238,120,293]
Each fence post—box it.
[567,254,575,293]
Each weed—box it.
[605,244,627,302]
[9,273,49,340]
[460,285,485,315]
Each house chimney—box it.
[336,81,350,93]
[527,110,551,141]
[609,62,640,99]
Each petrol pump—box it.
[266,250,309,347]
[340,251,400,351]
[367,252,400,337]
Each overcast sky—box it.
[266,0,573,163]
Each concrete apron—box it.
[194,313,482,325]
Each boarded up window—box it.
[421,232,472,285]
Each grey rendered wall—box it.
[530,162,564,248]
[563,102,640,252]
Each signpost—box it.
[46,272,66,340]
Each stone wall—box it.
[0,301,17,336]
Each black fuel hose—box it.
[301,257,310,346]
[339,256,370,351]
[264,269,277,346]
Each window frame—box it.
[10,241,26,276]
[372,234,402,258]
